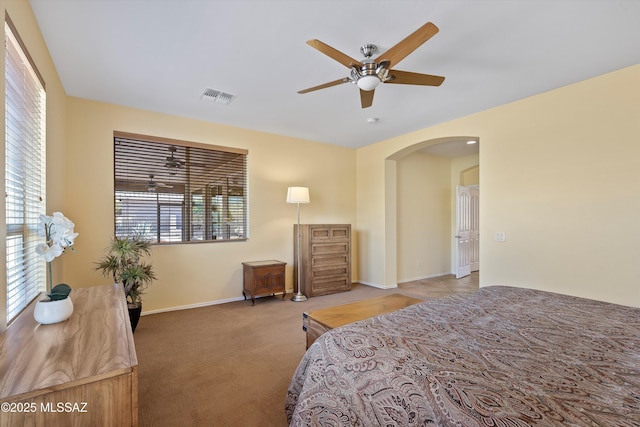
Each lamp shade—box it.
[356,75,380,91]
[286,187,310,204]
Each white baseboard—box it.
[141,291,291,316]
[356,280,398,290]
[397,272,451,284]
[142,274,457,316]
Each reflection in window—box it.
[114,133,248,244]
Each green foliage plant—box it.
[96,235,157,307]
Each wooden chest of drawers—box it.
[242,260,286,305]
[293,224,351,298]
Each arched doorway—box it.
[386,136,479,284]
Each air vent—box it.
[201,88,237,105]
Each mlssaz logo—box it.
[40,402,88,413]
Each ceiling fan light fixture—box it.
[357,75,380,91]
[298,21,443,108]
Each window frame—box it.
[113,132,248,245]
[4,14,47,325]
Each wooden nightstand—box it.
[242,260,286,305]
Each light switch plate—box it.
[494,232,506,242]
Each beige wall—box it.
[357,64,640,307]
[396,152,451,282]
[459,164,479,187]
[64,98,356,312]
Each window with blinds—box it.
[5,18,47,323]
[114,133,248,244]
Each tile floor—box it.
[398,271,479,299]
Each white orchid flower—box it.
[34,212,79,296]
[34,212,78,260]
[35,242,64,262]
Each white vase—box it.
[34,297,74,324]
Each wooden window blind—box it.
[4,17,46,323]
[114,133,248,244]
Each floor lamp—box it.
[287,186,310,302]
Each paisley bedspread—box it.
[286,286,640,426]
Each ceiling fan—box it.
[136,175,173,192]
[164,145,206,174]
[298,21,445,108]
[165,146,184,175]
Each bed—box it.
[286,286,640,426]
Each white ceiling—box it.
[29,1,640,151]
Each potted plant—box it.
[96,234,156,332]
[33,212,79,324]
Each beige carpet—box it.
[134,274,478,426]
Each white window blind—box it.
[5,18,46,323]
[114,133,248,244]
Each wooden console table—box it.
[0,284,138,426]
[302,293,423,348]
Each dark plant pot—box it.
[128,304,142,333]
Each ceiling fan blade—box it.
[306,39,363,68]
[360,89,375,109]
[298,77,351,94]
[375,21,439,68]
[386,69,445,86]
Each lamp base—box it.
[291,293,308,302]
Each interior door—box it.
[455,186,480,278]
[455,186,471,278]
[469,187,480,272]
